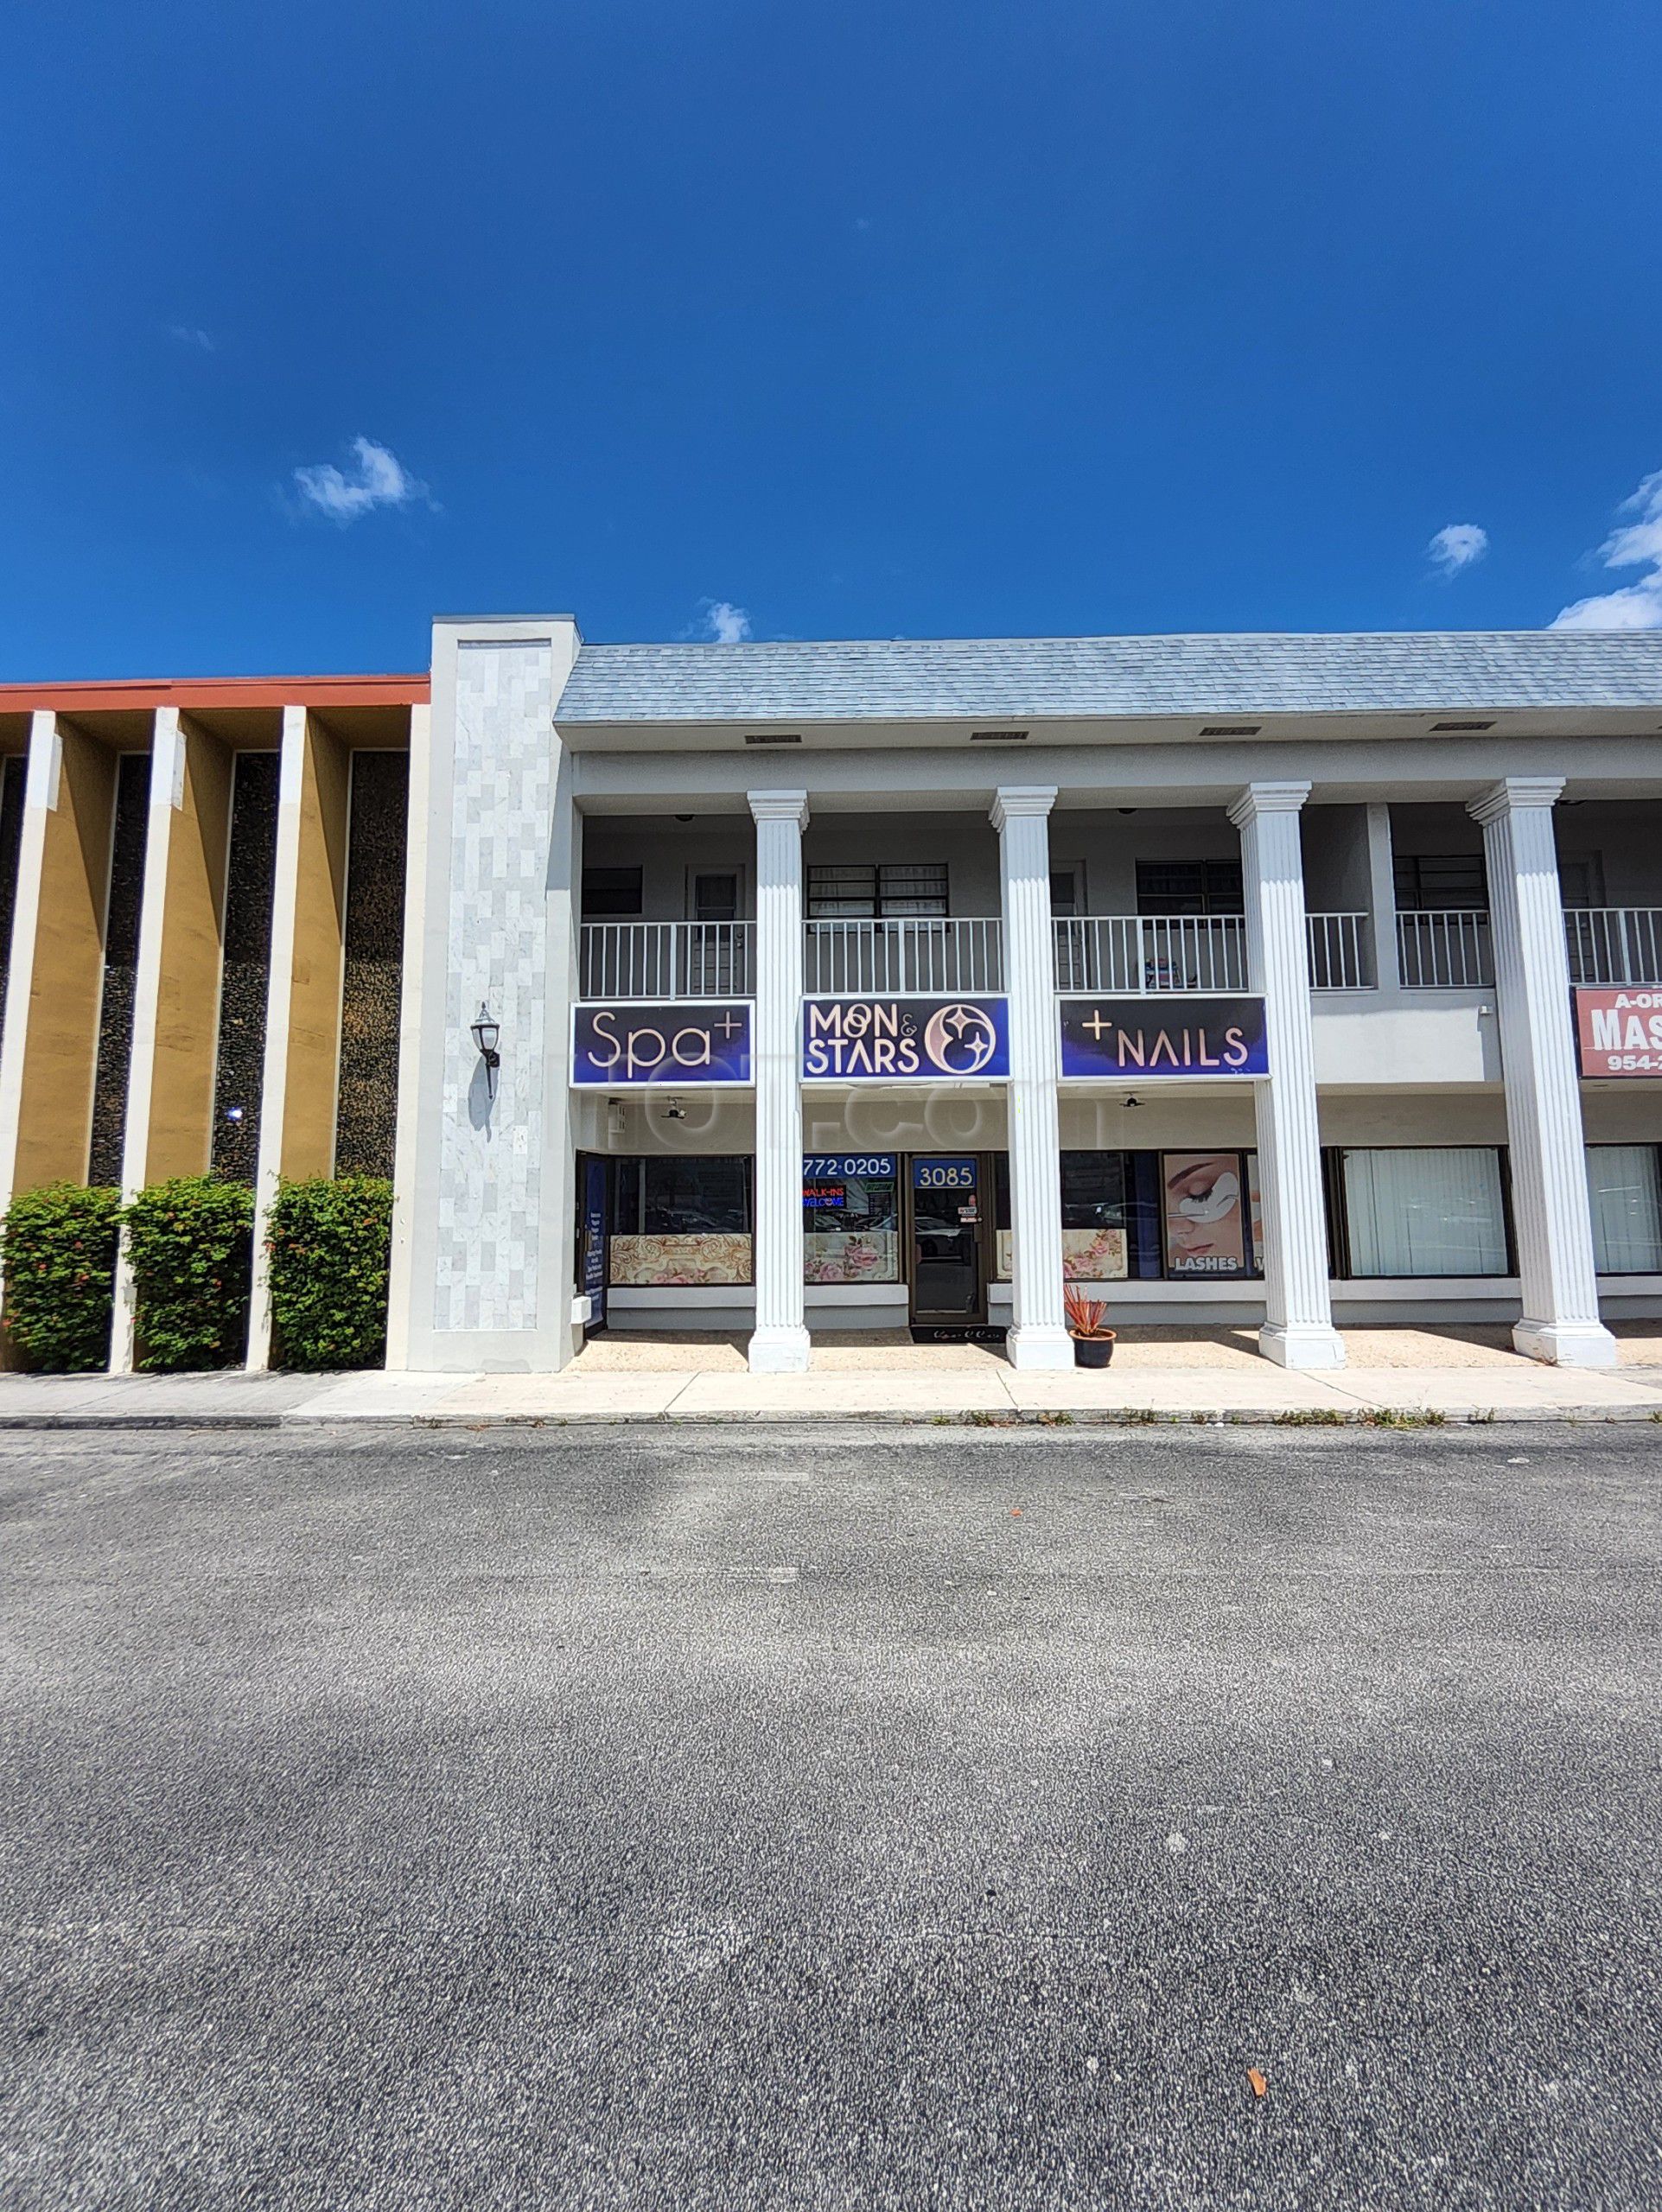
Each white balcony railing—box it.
[1563,907,1662,985]
[1053,915,1248,994]
[580,921,753,1000]
[1052,912,1375,994]
[1306,912,1372,991]
[1396,909,1494,989]
[580,904,1662,1003]
[803,918,1003,995]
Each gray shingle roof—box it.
[554,632,1662,724]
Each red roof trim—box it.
[0,675,429,713]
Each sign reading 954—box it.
[572,1002,753,1085]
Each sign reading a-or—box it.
[803,997,1010,1080]
[572,1001,752,1085]
[1059,995,1269,1079]
[1574,987,1662,1077]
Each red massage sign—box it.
[1573,987,1662,1077]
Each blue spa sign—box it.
[571,1001,753,1085]
[803,996,1010,1081]
[1058,995,1269,1079]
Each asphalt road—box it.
[2,1422,1659,2211]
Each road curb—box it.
[0,1404,1657,1432]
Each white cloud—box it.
[694,598,753,643]
[168,324,216,352]
[293,436,429,524]
[1428,523,1488,575]
[1551,468,1662,630]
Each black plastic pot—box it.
[1073,1333,1116,1369]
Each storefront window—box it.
[1587,1145,1662,1274]
[609,1156,753,1286]
[992,1152,1256,1281]
[803,1154,900,1283]
[1061,1153,1131,1280]
[1339,1147,1509,1277]
[1161,1152,1256,1278]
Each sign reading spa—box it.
[803,996,1010,1081]
[572,1001,753,1085]
[1574,987,1662,1077]
[1059,995,1269,1079]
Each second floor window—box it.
[807,862,949,918]
[1136,860,1244,917]
[582,866,643,918]
[1393,855,1487,912]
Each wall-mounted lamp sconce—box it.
[471,1002,502,1101]
[1123,1094,1141,1109]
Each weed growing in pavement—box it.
[1272,1408,1347,1426]
[1364,1406,1448,1427]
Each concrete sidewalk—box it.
[2,1358,1661,1426]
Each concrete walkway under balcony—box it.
[2,1325,1660,1427]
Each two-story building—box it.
[1,623,1659,1376]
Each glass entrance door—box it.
[909,1156,986,1325]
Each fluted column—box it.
[1469,779,1615,1366]
[992,786,1072,1370]
[1229,781,1345,1370]
[747,790,811,1374]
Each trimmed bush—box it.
[266,1175,393,1370]
[0,1183,122,1372]
[124,1176,255,1372]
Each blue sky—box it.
[6,0,1661,677]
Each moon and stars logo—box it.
[921,1001,1000,1076]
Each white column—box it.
[747,791,811,1374]
[1229,781,1346,1370]
[1469,778,1615,1366]
[991,786,1072,1370]
[1364,802,1401,992]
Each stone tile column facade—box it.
[747,790,811,1375]
[389,619,583,1374]
[991,785,1072,1370]
[1468,778,1616,1367]
[1229,781,1346,1370]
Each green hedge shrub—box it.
[124,1176,255,1372]
[267,1175,393,1370]
[0,1183,122,1372]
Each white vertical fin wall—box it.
[109,708,183,1373]
[245,704,309,1370]
[0,713,62,1230]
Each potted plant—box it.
[1066,1286,1117,1369]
